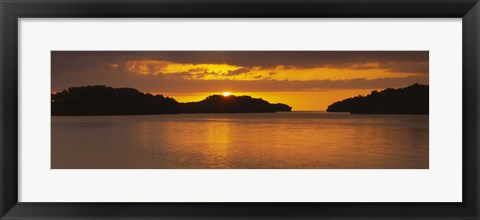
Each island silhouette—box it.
[52,84,428,116]
[326,83,428,114]
[51,85,292,116]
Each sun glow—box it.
[223,92,232,97]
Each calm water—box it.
[52,112,428,169]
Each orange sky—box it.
[163,90,375,111]
[51,51,429,110]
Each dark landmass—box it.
[51,85,292,116]
[181,95,291,113]
[326,83,428,114]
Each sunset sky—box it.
[51,51,428,110]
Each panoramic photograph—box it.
[51,51,429,169]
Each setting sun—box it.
[223,91,232,97]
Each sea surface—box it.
[52,112,429,169]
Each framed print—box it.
[1,0,479,219]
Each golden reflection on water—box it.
[52,112,429,169]
[205,121,230,168]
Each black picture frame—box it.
[1,0,479,219]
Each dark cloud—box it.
[52,69,427,94]
[226,67,251,76]
[51,51,429,93]
[52,51,429,75]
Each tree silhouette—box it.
[326,83,428,114]
[181,95,291,113]
[52,85,292,116]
